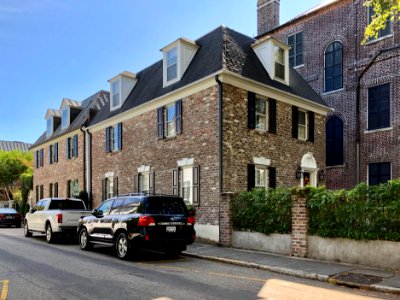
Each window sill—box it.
[326,164,346,169]
[364,34,393,46]
[293,64,304,70]
[364,127,392,134]
[322,88,344,96]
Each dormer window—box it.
[162,38,198,87]
[46,117,53,137]
[108,71,137,112]
[252,37,290,85]
[61,106,70,129]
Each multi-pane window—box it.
[324,41,343,92]
[106,123,122,153]
[368,83,390,130]
[103,177,116,200]
[288,32,303,67]
[166,47,178,82]
[173,166,200,205]
[368,6,392,40]
[326,116,344,166]
[255,96,268,130]
[66,135,78,159]
[157,100,182,139]
[138,172,150,194]
[111,80,120,109]
[274,45,285,80]
[61,106,69,129]
[298,110,307,140]
[181,167,193,204]
[67,179,79,198]
[369,162,391,185]
[46,117,53,137]
[255,166,267,188]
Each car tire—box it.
[24,221,32,237]
[16,222,21,228]
[165,248,182,258]
[45,224,56,243]
[79,228,93,251]
[115,232,130,260]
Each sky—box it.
[0,0,323,144]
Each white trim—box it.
[253,157,271,166]
[105,172,114,178]
[177,158,194,167]
[137,165,151,173]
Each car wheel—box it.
[79,228,93,251]
[16,222,21,228]
[46,224,56,243]
[24,221,32,237]
[115,232,130,260]
[165,248,182,258]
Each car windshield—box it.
[0,208,17,214]
[145,197,187,215]
[48,199,85,210]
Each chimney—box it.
[257,0,280,36]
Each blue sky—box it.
[0,0,322,144]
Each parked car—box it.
[0,208,22,228]
[78,194,196,259]
[24,198,91,243]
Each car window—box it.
[40,200,48,210]
[34,201,43,211]
[97,199,113,215]
[120,197,141,214]
[48,199,85,210]
[0,208,17,214]
[110,198,125,214]
[145,197,186,215]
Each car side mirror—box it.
[30,208,36,213]
[92,209,98,216]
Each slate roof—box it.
[31,90,109,148]
[0,141,32,152]
[89,26,327,127]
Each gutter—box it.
[355,44,400,183]
[83,127,93,209]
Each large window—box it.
[368,83,390,130]
[274,45,285,80]
[369,162,391,185]
[288,32,303,67]
[255,166,267,188]
[102,176,118,200]
[324,41,343,92]
[157,100,182,139]
[165,103,176,137]
[292,106,314,142]
[138,172,150,194]
[248,164,276,190]
[66,135,78,159]
[166,47,178,82]
[326,116,344,166]
[106,123,122,153]
[67,179,79,198]
[172,165,200,205]
[297,110,307,140]
[255,96,268,130]
[368,6,392,41]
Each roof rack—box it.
[116,192,178,198]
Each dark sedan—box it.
[0,208,22,228]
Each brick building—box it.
[31,26,330,244]
[257,0,400,189]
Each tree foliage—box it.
[363,0,400,44]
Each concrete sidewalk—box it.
[183,242,400,295]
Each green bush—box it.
[231,188,292,235]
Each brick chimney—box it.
[257,0,280,35]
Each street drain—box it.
[330,272,383,288]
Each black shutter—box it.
[247,164,255,191]
[66,138,70,159]
[248,92,256,129]
[105,127,111,153]
[149,171,155,194]
[308,112,315,143]
[133,175,138,193]
[268,99,277,134]
[172,169,179,196]
[54,143,58,162]
[48,146,52,164]
[40,149,44,167]
[102,179,106,201]
[268,167,276,188]
[73,135,78,157]
[175,100,182,135]
[54,182,58,197]
[192,166,200,205]
[67,180,71,198]
[157,107,164,139]
[35,151,38,169]
[118,123,123,150]
[113,177,118,196]
[292,106,299,139]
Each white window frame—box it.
[110,79,121,111]
[105,176,114,199]
[180,166,193,205]
[255,165,268,189]
[166,46,178,83]
[61,106,69,129]
[274,45,286,81]
[46,117,53,137]
[164,103,176,138]
[255,96,268,131]
[298,109,308,141]
[111,124,120,152]
[138,172,150,194]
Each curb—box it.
[183,252,400,295]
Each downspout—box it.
[86,128,93,209]
[79,126,86,197]
[356,44,400,183]
[215,74,223,246]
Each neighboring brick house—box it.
[84,26,330,244]
[30,91,109,204]
[257,0,400,189]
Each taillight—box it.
[0,214,4,219]
[138,216,155,227]
[187,216,196,226]
[56,213,63,223]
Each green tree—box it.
[363,0,400,44]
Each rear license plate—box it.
[166,226,176,233]
[5,216,13,219]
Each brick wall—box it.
[264,0,400,188]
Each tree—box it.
[363,0,400,44]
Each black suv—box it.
[77,194,196,259]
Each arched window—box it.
[326,116,343,166]
[324,41,343,92]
